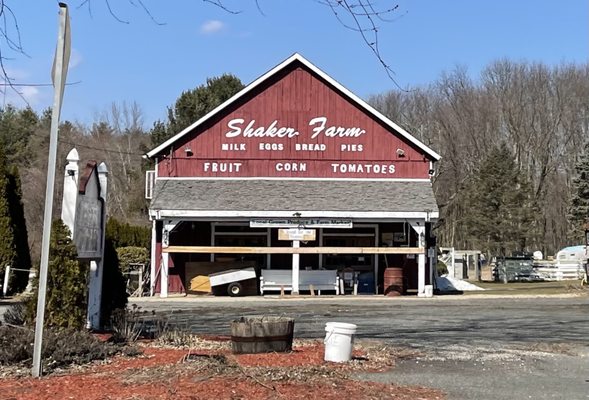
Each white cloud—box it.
[69,48,82,69]
[3,68,28,81]
[0,68,42,107]
[200,20,225,35]
[2,85,42,108]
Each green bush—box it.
[437,260,449,276]
[117,246,149,271]
[25,220,89,329]
[100,218,150,328]
[100,238,128,328]
[106,218,150,249]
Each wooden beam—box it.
[162,246,424,254]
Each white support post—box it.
[210,222,215,262]
[418,252,426,297]
[87,260,101,328]
[60,148,79,236]
[292,240,300,294]
[451,248,456,278]
[428,247,436,283]
[86,162,108,330]
[375,224,379,294]
[160,255,169,298]
[150,220,156,296]
[266,228,271,269]
[3,265,10,297]
[409,220,426,297]
[318,228,323,269]
[160,219,179,298]
[32,3,70,377]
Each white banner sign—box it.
[250,218,353,229]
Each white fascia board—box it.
[294,56,441,161]
[151,209,439,220]
[146,53,302,159]
[155,176,432,182]
[145,53,441,161]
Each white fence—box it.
[533,261,586,281]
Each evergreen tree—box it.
[26,220,89,329]
[100,237,127,327]
[0,148,17,294]
[464,143,536,256]
[6,165,31,292]
[105,217,150,248]
[0,105,39,165]
[150,74,244,146]
[100,218,151,327]
[567,143,589,242]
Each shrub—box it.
[100,239,128,328]
[0,326,138,372]
[437,260,448,276]
[110,306,142,344]
[101,218,151,328]
[25,220,89,329]
[106,218,150,249]
[117,246,149,271]
[3,302,26,325]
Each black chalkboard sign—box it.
[74,195,104,259]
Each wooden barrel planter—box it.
[383,267,404,296]
[230,316,295,354]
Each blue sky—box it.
[6,1,588,127]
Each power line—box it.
[0,81,82,87]
[58,139,147,157]
[23,129,148,157]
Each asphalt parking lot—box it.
[132,294,589,400]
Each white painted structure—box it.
[60,148,108,330]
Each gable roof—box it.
[149,179,439,218]
[146,53,441,160]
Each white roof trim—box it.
[154,177,433,182]
[146,53,441,161]
[150,209,439,220]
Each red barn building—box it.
[145,54,440,298]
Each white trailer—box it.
[209,267,257,296]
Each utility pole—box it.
[32,2,71,378]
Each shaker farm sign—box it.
[161,114,430,179]
[222,117,367,153]
[154,58,436,180]
[225,117,365,140]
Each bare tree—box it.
[369,61,589,255]
[0,0,405,97]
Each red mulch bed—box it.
[0,342,445,400]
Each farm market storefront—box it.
[145,54,440,298]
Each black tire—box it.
[227,282,243,297]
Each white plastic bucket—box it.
[324,322,357,362]
[424,284,434,298]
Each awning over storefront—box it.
[149,179,438,219]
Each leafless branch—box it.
[0,2,29,104]
[128,0,166,25]
[202,0,241,14]
[316,0,407,90]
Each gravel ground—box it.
[132,294,589,400]
[357,343,589,400]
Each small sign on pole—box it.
[32,2,70,378]
[278,228,316,241]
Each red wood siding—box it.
[157,64,433,179]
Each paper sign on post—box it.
[278,228,316,241]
